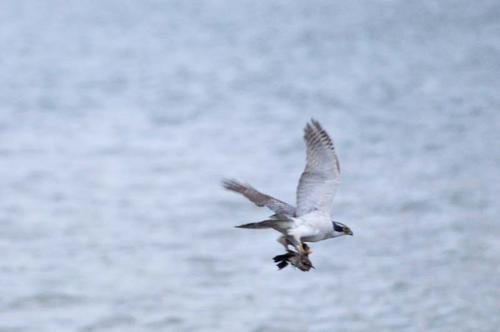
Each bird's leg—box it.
[292,238,312,256]
[289,236,309,256]
[302,243,312,255]
[277,235,300,252]
[297,242,307,255]
[277,236,290,251]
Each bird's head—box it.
[332,221,353,237]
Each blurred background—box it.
[1,0,499,331]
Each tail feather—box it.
[235,216,291,230]
[235,220,277,229]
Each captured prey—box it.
[223,119,353,271]
[273,243,314,271]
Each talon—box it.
[302,243,312,255]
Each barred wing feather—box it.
[223,179,296,216]
[296,120,340,217]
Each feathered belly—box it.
[301,234,329,242]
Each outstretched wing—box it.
[296,120,340,217]
[222,179,296,216]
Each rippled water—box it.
[1,1,499,331]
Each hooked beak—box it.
[344,228,353,236]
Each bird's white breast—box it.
[292,210,334,242]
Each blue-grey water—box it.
[1,1,499,331]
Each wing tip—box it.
[222,178,240,188]
[303,119,335,150]
[303,118,323,137]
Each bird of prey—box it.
[223,119,353,270]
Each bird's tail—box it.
[235,220,277,229]
[235,214,292,230]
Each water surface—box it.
[1,1,499,331]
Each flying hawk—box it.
[223,119,352,270]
